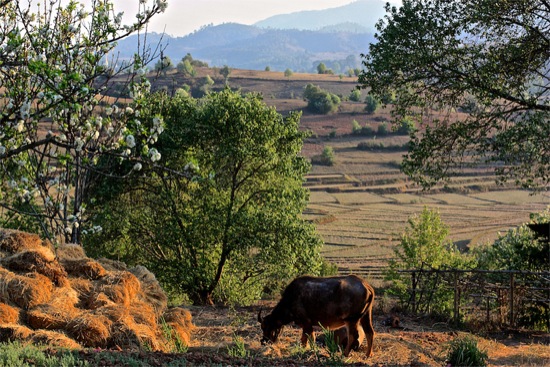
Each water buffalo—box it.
[258,274,375,357]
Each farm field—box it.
[135,67,550,284]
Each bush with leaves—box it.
[386,207,475,316]
[364,94,379,114]
[303,84,341,114]
[446,337,488,367]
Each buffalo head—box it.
[258,309,282,345]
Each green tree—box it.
[386,207,473,314]
[176,59,195,76]
[0,0,166,243]
[155,55,174,74]
[86,89,324,305]
[317,62,327,74]
[219,65,231,85]
[359,0,550,190]
[303,84,341,114]
[349,89,362,102]
[284,68,293,78]
[364,94,379,114]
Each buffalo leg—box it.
[301,324,314,347]
[360,304,375,357]
[343,322,359,357]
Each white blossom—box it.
[133,162,142,171]
[125,107,134,115]
[15,120,25,132]
[149,148,161,162]
[0,146,5,155]
[20,101,31,119]
[125,134,136,148]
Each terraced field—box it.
[301,134,550,286]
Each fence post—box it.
[453,271,460,326]
[411,271,416,312]
[509,272,515,327]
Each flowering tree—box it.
[0,0,168,243]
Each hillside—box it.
[112,1,380,72]
[254,0,386,32]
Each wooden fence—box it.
[398,269,550,329]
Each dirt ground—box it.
[73,303,549,367]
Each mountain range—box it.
[113,0,387,73]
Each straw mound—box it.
[0,229,194,351]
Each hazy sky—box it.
[118,0,392,37]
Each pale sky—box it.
[117,0,386,37]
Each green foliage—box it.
[319,325,344,366]
[155,56,174,72]
[0,342,89,367]
[303,84,341,114]
[317,62,333,75]
[0,0,166,244]
[219,65,231,84]
[311,146,335,166]
[265,66,271,71]
[86,89,324,305]
[227,334,250,358]
[377,123,389,136]
[474,207,549,273]
[357,141,408,152]
[396,116,416,135]
[360,0,550,190]
[386,207,474,314]
[364,94,379,114]
[176,59,196,76]
[160,319,189,353]
[284,68,293,78]
[349,89,362,102]
[182,53,208,67]
[351,119,362,134]
[445,337,488,367]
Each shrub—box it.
[349,89,362,102]
[386,207,475,315]
[397,116,417,135]
[377,123,389,136]
[365,94,379,114]
[311,146,335,166]
[446,337,488,367]
[303,84,341,114]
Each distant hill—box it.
[254,0,386,32]
[112,1,382,72]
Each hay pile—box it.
[0,229,194,351]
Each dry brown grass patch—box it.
[97,257,128,271]
[0,302,19,323]
[97,271,141,305]
[0,324,33,343]
[63,258,107,280]
[1,249,68,287]
[0,229,54,255]
[31,329,82,349]
[67,312,112,348]
[4,272,53,310]
[56,243,87,260]
[130,265,168,316]
[163,307,195,346]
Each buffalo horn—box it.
[257,309,263,323]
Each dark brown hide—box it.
[258,274,375,357]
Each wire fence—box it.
[397,269,550,329]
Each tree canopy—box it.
[0,0,167,242]
[359,0,550,191]
[85,89,325,305]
